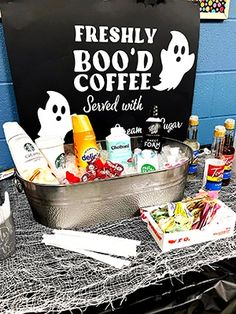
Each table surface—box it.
[0,160,236,314]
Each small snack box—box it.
[141,192,236,252]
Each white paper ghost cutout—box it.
[37,91,72,140]
[153,31,195,91]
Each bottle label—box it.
[223,170,232,180]
[205,163,225,191]
[81,147,98,162]
[73,132,98,168]
[223,154,234,171]
[143,138,162,151]
[16,137,44,165]
[142,121,163,152]
[188,150,199,174]
[141,164,156,173]
[205,180,223,191]
[107,140,131,164]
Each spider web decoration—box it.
[0,158,236,313]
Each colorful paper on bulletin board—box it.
[200,0,230,19]
[0,0,199,142]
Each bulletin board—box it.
[200,0,230,19]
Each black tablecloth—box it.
[84,257,236,314]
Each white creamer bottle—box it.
[106,124,132,166]
[3,122,58,184]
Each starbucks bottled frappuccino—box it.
[3,122,59,184]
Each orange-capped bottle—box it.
[71,114,98,168]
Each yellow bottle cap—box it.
[224,118,235,130]
[214,125,226,138]
[71,114,94,133]
[189,115,199,126]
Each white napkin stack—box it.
[42,230,141,268]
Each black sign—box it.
[0,0,199,142]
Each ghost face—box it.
[166,31,191,66]
[38,91,72,140]
[46,95,69,123]
[153,31,195,91]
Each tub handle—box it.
[13,177,24,193]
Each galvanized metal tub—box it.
[16,138,192,229]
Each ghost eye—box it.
[52,105,58,113]
[174,45,179,54]
[181,46,185,55]
[61,106,66,115]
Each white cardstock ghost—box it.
[153,31,195,92]
[37,91,72,140]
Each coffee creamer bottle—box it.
[72,115,98,168]
[106,124,132,166]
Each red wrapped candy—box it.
[81,173,89,182]
[86,163,96,172]
[113,163,124,176]
[104,160,124,176]
[66,171,81,184]
[88,156,105,170]
[96,169,107,179]
[86,170,97,181]
[82,155,124,182]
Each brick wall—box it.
[0,0,236,170]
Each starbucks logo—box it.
[24,143,35,152]
[55,153,66,169]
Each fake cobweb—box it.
[0,160,236,314]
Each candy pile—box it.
[149,191,220,233]
[66,156,124,184]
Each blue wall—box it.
[0,1,236,170]
[192,0,236,144]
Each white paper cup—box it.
[35,136,66,179]
[203,158,225,191]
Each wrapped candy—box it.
[150,192,221,233]
[80,156,124,182]
[66,171,80,184]
[104,160,124,176]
